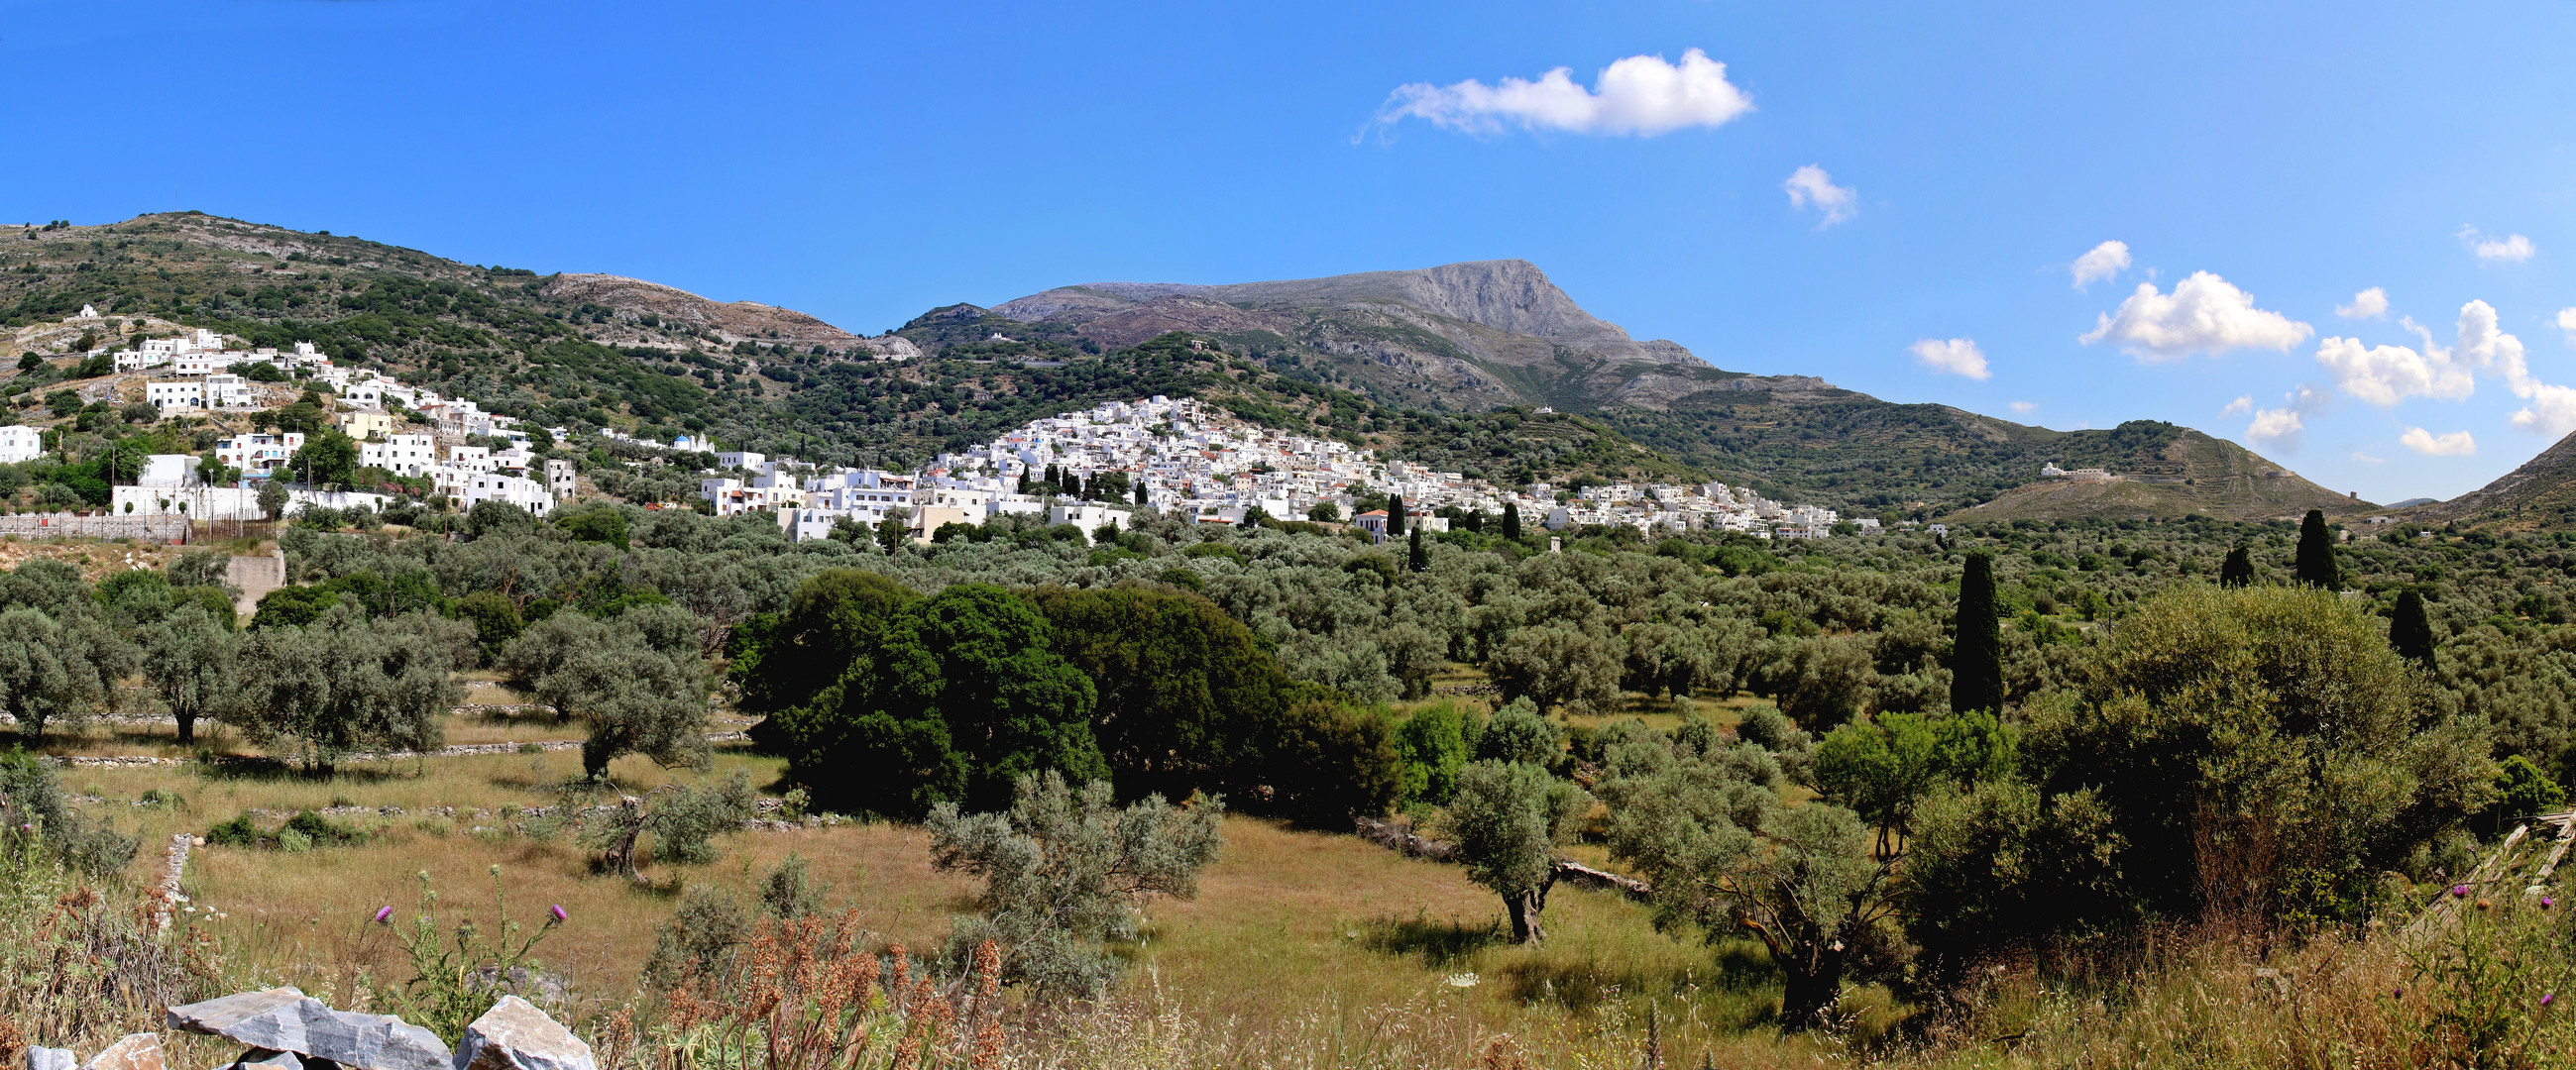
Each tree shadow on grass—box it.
[1356,911,1508,967]
[188,755,403,785]
[1496,934,1782,1017]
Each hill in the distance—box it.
[2397,430,2576,530]
[969,262,2365,518]
[0,213,2373,519]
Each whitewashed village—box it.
[13,314,1860,543]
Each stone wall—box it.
[0,514,189,542]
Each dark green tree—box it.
[731,570,920,718]
[769,584,1104,816]
[1024,585,1298,802]
[2390,588,2437,670]
[2219,546,2254,588]
[1406,526,1427,573]
[2296,508,2339,588]
[1386,492,1404,537]
[1502,500,1521,540]
[1949,551,2003,714]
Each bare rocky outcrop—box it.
[540,274,911,360]
[999,260,1705,369]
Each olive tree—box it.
[1447,758,1590,943]
[501,608,710,778]
[1487,624,1622,715]
[0,605,134,742]
[234,602,461,772]
[139,603,238,744]
[1599,749,1900,1029]
[927,772,1223,998]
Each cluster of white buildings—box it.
[681,395,1855,544]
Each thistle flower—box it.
[2477,898,2494,911]
[549,904,568,924]
[2453,885,2471,898]
[2544,897,2557,910]
[373,906,393,924]
[2545,994,2557,1009]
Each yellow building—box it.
[337,409,395,440]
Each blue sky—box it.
[7,1,2574,502]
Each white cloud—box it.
[2079,271,2313,362]
[1783,165,1857,228]
[2220,395,2253,418]
[2242,384,2330,451]
[2555,307,2576,348]
[2400,427,2477,456]
[2335,286,2389,319]
[2312,336,2472,407]
[2459,226,2536,264]
[1374,49,1753,138]
[2009,400,2038,414]
[2070,241,2130,289]
[2351,451,2385,465]
[2244,407,2304,447]
[1908,337,1988,379]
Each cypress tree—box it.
[1044,464,1061,490]
[1068,473,1085,500]
[2219,546,2254,588]
[2391,588,2437,670]
[1134,482,1149,505]
[1951,551,2003,714]
[1387,493,1405,538]
[1407,526,1427,573]
[1502,501,1521,540]
[1016,470,1031,494]
[2296,509,2339,588]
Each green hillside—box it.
[0,213,1691,490]
[0,213,2361,517]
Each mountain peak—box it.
[993,259,1701,370]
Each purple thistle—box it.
[2546,897,2558,910]
[374,906,393,924]
[2546,994,2558,1009]
[549,904,568,923]
[2453,885,2471,897]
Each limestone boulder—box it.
[452,997,592,1070]
[82,1034,163,1070]
[166,990,446,1070]
[28,1047,75,1070]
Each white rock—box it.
[29,1047,75,1070]
[82,1034,162,1070]
[453,997,593,1070]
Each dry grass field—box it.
[37,700,1882,1068]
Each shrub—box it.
[929,773,1222,999]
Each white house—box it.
[216,432,304,475]
[147,381,204,412]
[460,473,554,515]
[361,434,438,477]
[1049,502,1121,540]
[0,425,40,464]
[205,374,258,410]
[717,451,765,470]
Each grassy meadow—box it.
[23,682,1922,1070]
